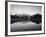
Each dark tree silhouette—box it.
[30,14,42,24]
[11,14,42,24]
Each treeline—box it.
[11,14,42,24]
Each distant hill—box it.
[11,14,42,24]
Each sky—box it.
[10,5,42,16]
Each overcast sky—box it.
[10,5,42,15]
